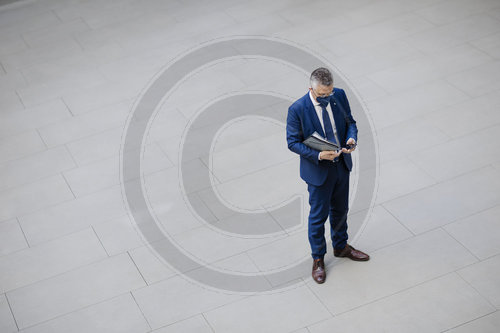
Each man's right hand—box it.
[319,150,342,161]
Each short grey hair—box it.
[310,67,333,89]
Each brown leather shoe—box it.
[334,244,370,261]
[312,258,326,284]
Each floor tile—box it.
[0,131,46,165]
[0,99,71,140]
[405,14,500,54]
[470,31,500,59]
[0,175,74,221]
[151,315,213,333]
[444,204,500,260]
[0,228,107,293]
[128,245,176,285]
[351,205,413,253]
[369,80,468,130]
[172,224,277,265]
[18,185,126,245]
[423,88,500,139]
[375,157,436,204]
[446,60,500,97]
[245,231,309,272]
[0,219,28,256]
[0,293,17,333]
[7,253,146,329]
[306,228,477,315]
[204,284,331,333]
[383,166,500,234]
[21,18,90,49]
[0,146,76,192]
[132,275,243,329]
[65,127,124,166]
[458,254,500,309]
[1,0,500,331]
[375,115,450,164]
[213,158,303,212]
[19,293,150,333]
[368,43,493,93]
[37,99,131,148]
[307,273,495,333]
[320,13,435,57]
[415,0,500,26]
[92,215,146,256]
[445,310,500,333]
[409,124,500,182]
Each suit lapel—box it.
[304,92,325,138]
[330,94,345,143]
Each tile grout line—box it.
[484,8,500,23]
[90,225,109,256]
[381,203,417,237]
[466,40,498,60]
[61,143,80,173]
[440,226,481,262]
[129,291,153,331]
[201,312,216,333]
[0,145,80,193]
[332,270,463,318]
[50,7,63,23]
[378,163,497,210]
[153,140,174,167]
[0,172,77,221]
[61,173,77,199]
[35,127,49,149]
[14,89,26,110]
[4,293,20,332]
[2,248,126,296]
[242,250,264,275]
[0,224,94,259]
[303,277,336,319]
[455,269,498,310]
[11,181,123,234]
[263,207,291,236]
[126,251,148,285]
[440,309,499,333]
[420,201,500,238]
[34,107,129,154]
[369,77,496,132]
[449,252,500,275]
[13,292,134,332]
[15,216,31,249]
[303,232,499,321]
[151,312,214,333]
[60,97,75,116]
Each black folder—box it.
[303,132,340,151]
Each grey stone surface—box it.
[1,0,499,331]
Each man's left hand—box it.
[342,138,356,154]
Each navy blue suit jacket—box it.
[286,88,358,186]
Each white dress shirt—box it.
[308,91,340,159]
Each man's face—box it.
[310,84,334,101]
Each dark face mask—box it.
[316,95,330,108]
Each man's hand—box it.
[342,138,357,154]
[319,150,342,161]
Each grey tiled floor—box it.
[1,0,500,332]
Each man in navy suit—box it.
[287,67,370,284]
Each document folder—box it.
[303,132,340,151]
